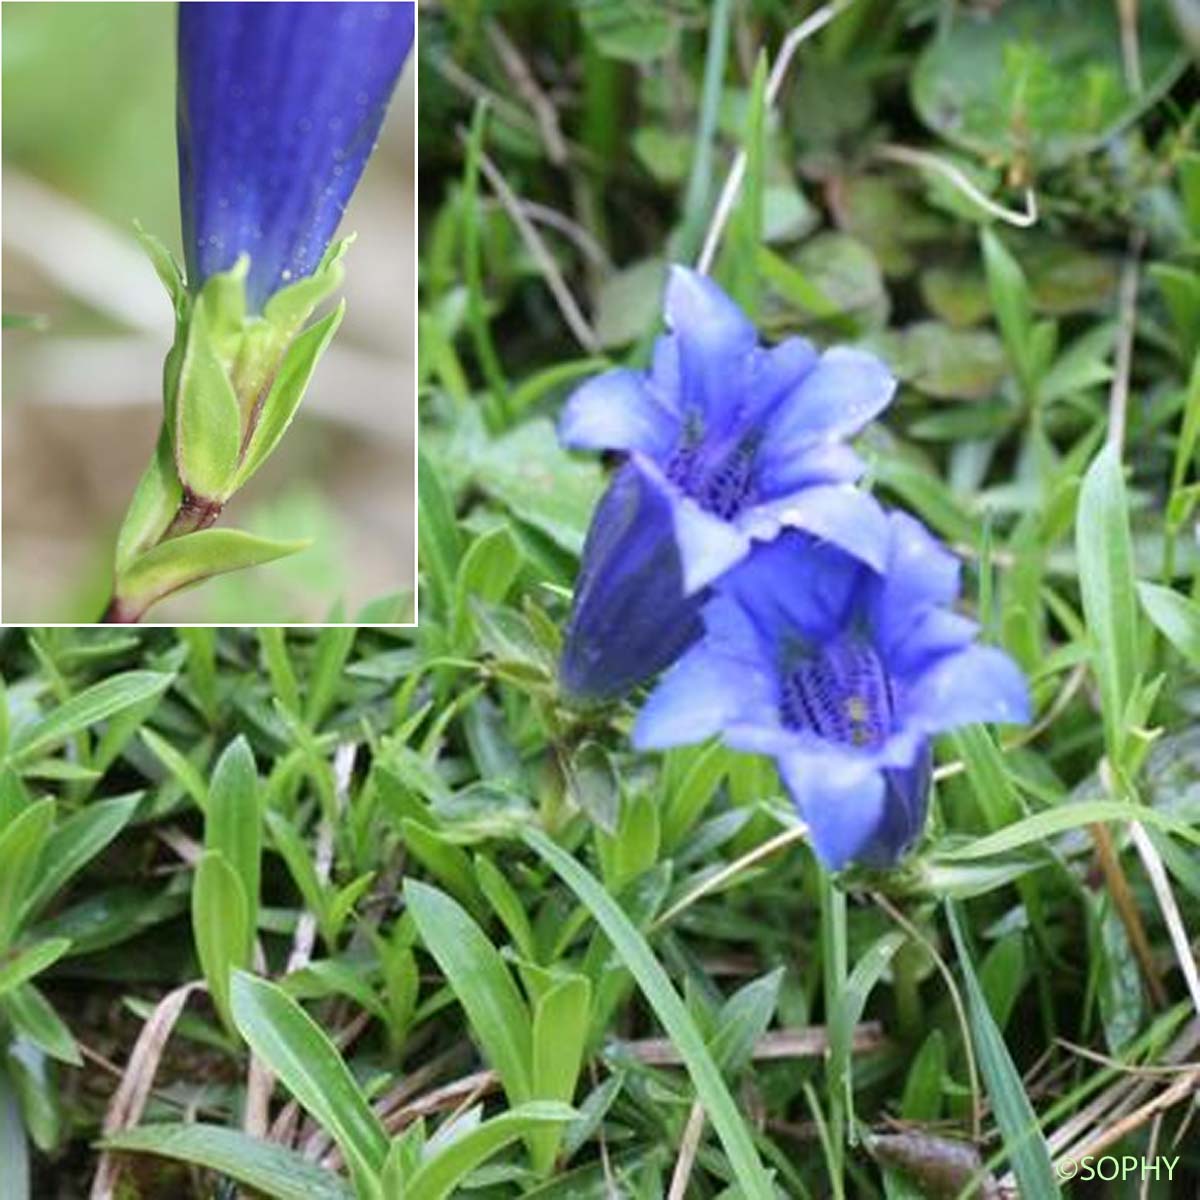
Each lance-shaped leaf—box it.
[0,939,72,999]
[230,971,389,1185]
[205,737,262,964]
[19,793,142,927]
[0,799,55,954]
[402,1103,579,1200]
[113,528,309,622]
[100,1124,353,1200]
[233,300,345,491]
[8,672,172,764]
[192,850,249,1033]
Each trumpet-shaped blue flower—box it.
[178,1,414,311]
[634,513,1030,869]
[559,266,896,701]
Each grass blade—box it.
[522,827,775,1199]
[946,904,1059,1197]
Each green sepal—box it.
[174,298,242,502]
[263,236,354,336]
[232,300,346,491]
[113,528,310,620]
[114,425,184,574]
[132,220,187,317]
[197,254,250,366]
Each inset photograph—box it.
[2,1,416,623]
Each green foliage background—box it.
[2,1,1199,1197]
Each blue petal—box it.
[633,646,737,749]
[869,744,933,866]
[756,441,866,498]
[737,336,819,426]
[739,485,890,573]
[717,531,866,650]
[887,609,979,679]
[869,511,962,660]
[905,645,1031,732]
[777,750,887,871]
[559,461,705,701]
[664,267,757,422]
[669,492,753,594]
[178,1,414,311]
[761,345,895,452]
[560,369,678,456]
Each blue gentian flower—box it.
[633,513,1030,869]
[559,266,896,701]
[177,0,414,312]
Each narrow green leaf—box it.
[234,300,345,489]
[258,629,302,716]
[1076,444,1140,761]
[946,905,1059,1197]
[230,971,389,1182]
[405,1103,577,1200]
[401,823,486,921]
[900,1030,946,1121]
[939,800,1200,859]
[140,728,210,812]
[133,220,186,312]
[0,798,55,954]
[404,880,533,1103]
[832,933,905,1137]
[114,529,309,620]
[981,228,1033,383]
[179,628,219,720]
[19,794,141,927]
[418,451,463,618]
[2,983,81,1066]
[304,627,357,728]
[206,737,262,961]
[709,968,783,1077]
[0,939,71,998]
[9,673,172,764]
[114,427,185,573]
[522,828,775,1199]
[265,811,330,944]
[282,960,390,1025]
[474,854,536,961]
[452,526,522,649]
[1137,582,1200,667]
[191,851,249,1033]
[100,1123,353,1200]
[530,976,591,1174]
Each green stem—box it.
[892,938,923,1043]
[676,0,735,262]
[819,873,848,1198]
[462,100,510,430]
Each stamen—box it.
[780,635,893,749]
